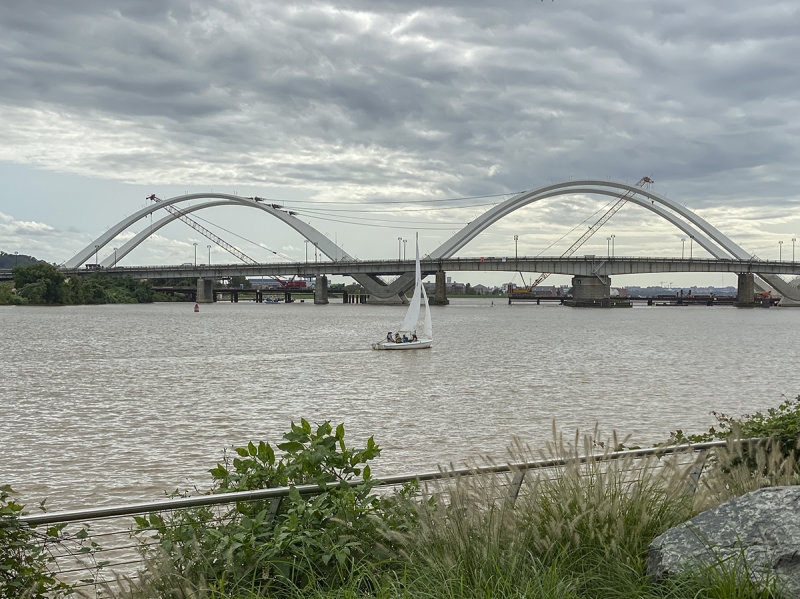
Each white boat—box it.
[372,234,433,350]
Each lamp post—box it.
[681,238,686,259]
[113,247,117,267]
[397,237,402,261]
[304,240,309,263]
[403,238,407,260]
[207,244,211,265]
[606,236,610,258]
[793,237,796,262]
[779,240,783,261]
[314,242,318,263]
[610,234,615,258]
[514,234,519,263]
[193,242,198,267]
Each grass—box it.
[110,430,799,599]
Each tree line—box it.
[1,262,156,305]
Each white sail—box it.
[420,280,433,339]
[372,233,432,350]
[400,235,424,333]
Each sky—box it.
[2,0,799,288]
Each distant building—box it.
[249,278,283,288]
[448,282,466,294]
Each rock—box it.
[648,486,800,596]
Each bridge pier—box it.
[432,270,449,305]
[565,275,629,308]
[314,275,329,305]
[196,278,214,303]
[736,273,756,307]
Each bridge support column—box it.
[196,278,214,303]
[566,275,620,308]
[433,270,449,305]
[314,275,329,305]
[736,273,755,307]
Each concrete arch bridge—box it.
[64,181,800,306]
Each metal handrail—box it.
[18,439,743,526]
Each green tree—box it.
[12,263,65,304]
[227,275,251,289]
[0,282,26,305]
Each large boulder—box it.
[648,486,800,596]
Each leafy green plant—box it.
[670,395,800,482]
[672,396,800,451]
[0,485,71,598]
[135,420,413,596]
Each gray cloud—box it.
[1,0,799,272]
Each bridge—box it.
[36,255,796,307]
[7,180,800,306]
[57,256,800,279]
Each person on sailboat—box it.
[387,332,393,342]
[412,332,418,341]
[394,333,402,343]
[402,334,408,342]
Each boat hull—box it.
[372,339,432,350]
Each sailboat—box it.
[372,234,433,350]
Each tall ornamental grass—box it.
[116,419,800,598]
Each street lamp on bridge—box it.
[193,242,198,267]
[779,240,783,261]
[397,237,402,261]
[681,237,686,259]
[606,236,610,258]
[793,237,796,262]
[403,238,407,261]
[207,244,211,265]
[610,234,615,258]
[514,235,519,263]
[304,240,309,264]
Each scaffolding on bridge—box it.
[514,176,653,293]
[146,194,299,286]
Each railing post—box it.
[506,469,527,505]
[685,448,709,495]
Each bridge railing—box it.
[14,439,754,596]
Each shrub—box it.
[672,396,800,454]
[135,420,413,596]
[671,395,800,486]
[0,485,71,599]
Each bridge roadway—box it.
[47,255,800,280]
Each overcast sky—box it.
[2,0,799,287]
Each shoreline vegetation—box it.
[0,261,504,307]
[0,263,264,306]
[3,398,800,598]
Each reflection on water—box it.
[1,300,798,510]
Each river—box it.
[1,299,797,510]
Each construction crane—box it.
[517,176,654,292]
[146,195,302,286]
[147,194,260,264]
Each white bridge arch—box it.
[65,182,799,302]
